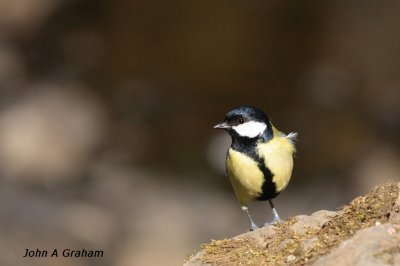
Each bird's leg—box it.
[242,206,258,231]
[263,200,283,226]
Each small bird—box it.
[214,106,297,230]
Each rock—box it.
[185,182,400,266]
[301,237,320,255]
[234,223,278,245]
[286,254,296,263]
[291,210,338,235]
[314,224,400,266]
[389,183,400,224]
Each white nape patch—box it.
[232,121,267,138]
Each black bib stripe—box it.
[231,136,278,201]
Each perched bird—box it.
[214,106,297,230]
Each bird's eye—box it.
[238,118,245,124]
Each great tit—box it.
[214,106,297,231]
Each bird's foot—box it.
[249,223,259,231]
[263,217,283,227]
[263,205,283,226]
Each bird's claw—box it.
[249,224,259,231]
[263,217,283,227]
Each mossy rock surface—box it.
[185,182,400,266]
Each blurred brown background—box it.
[0,0,399,265]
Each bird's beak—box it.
[213,121,230,129]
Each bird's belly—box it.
[226,149,264,206]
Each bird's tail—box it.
[286,132,298,144]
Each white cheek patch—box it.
[232,121,267,138]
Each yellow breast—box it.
[256,130,295,192]
[226,148,264,207]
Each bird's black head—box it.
[214,106,273,140]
